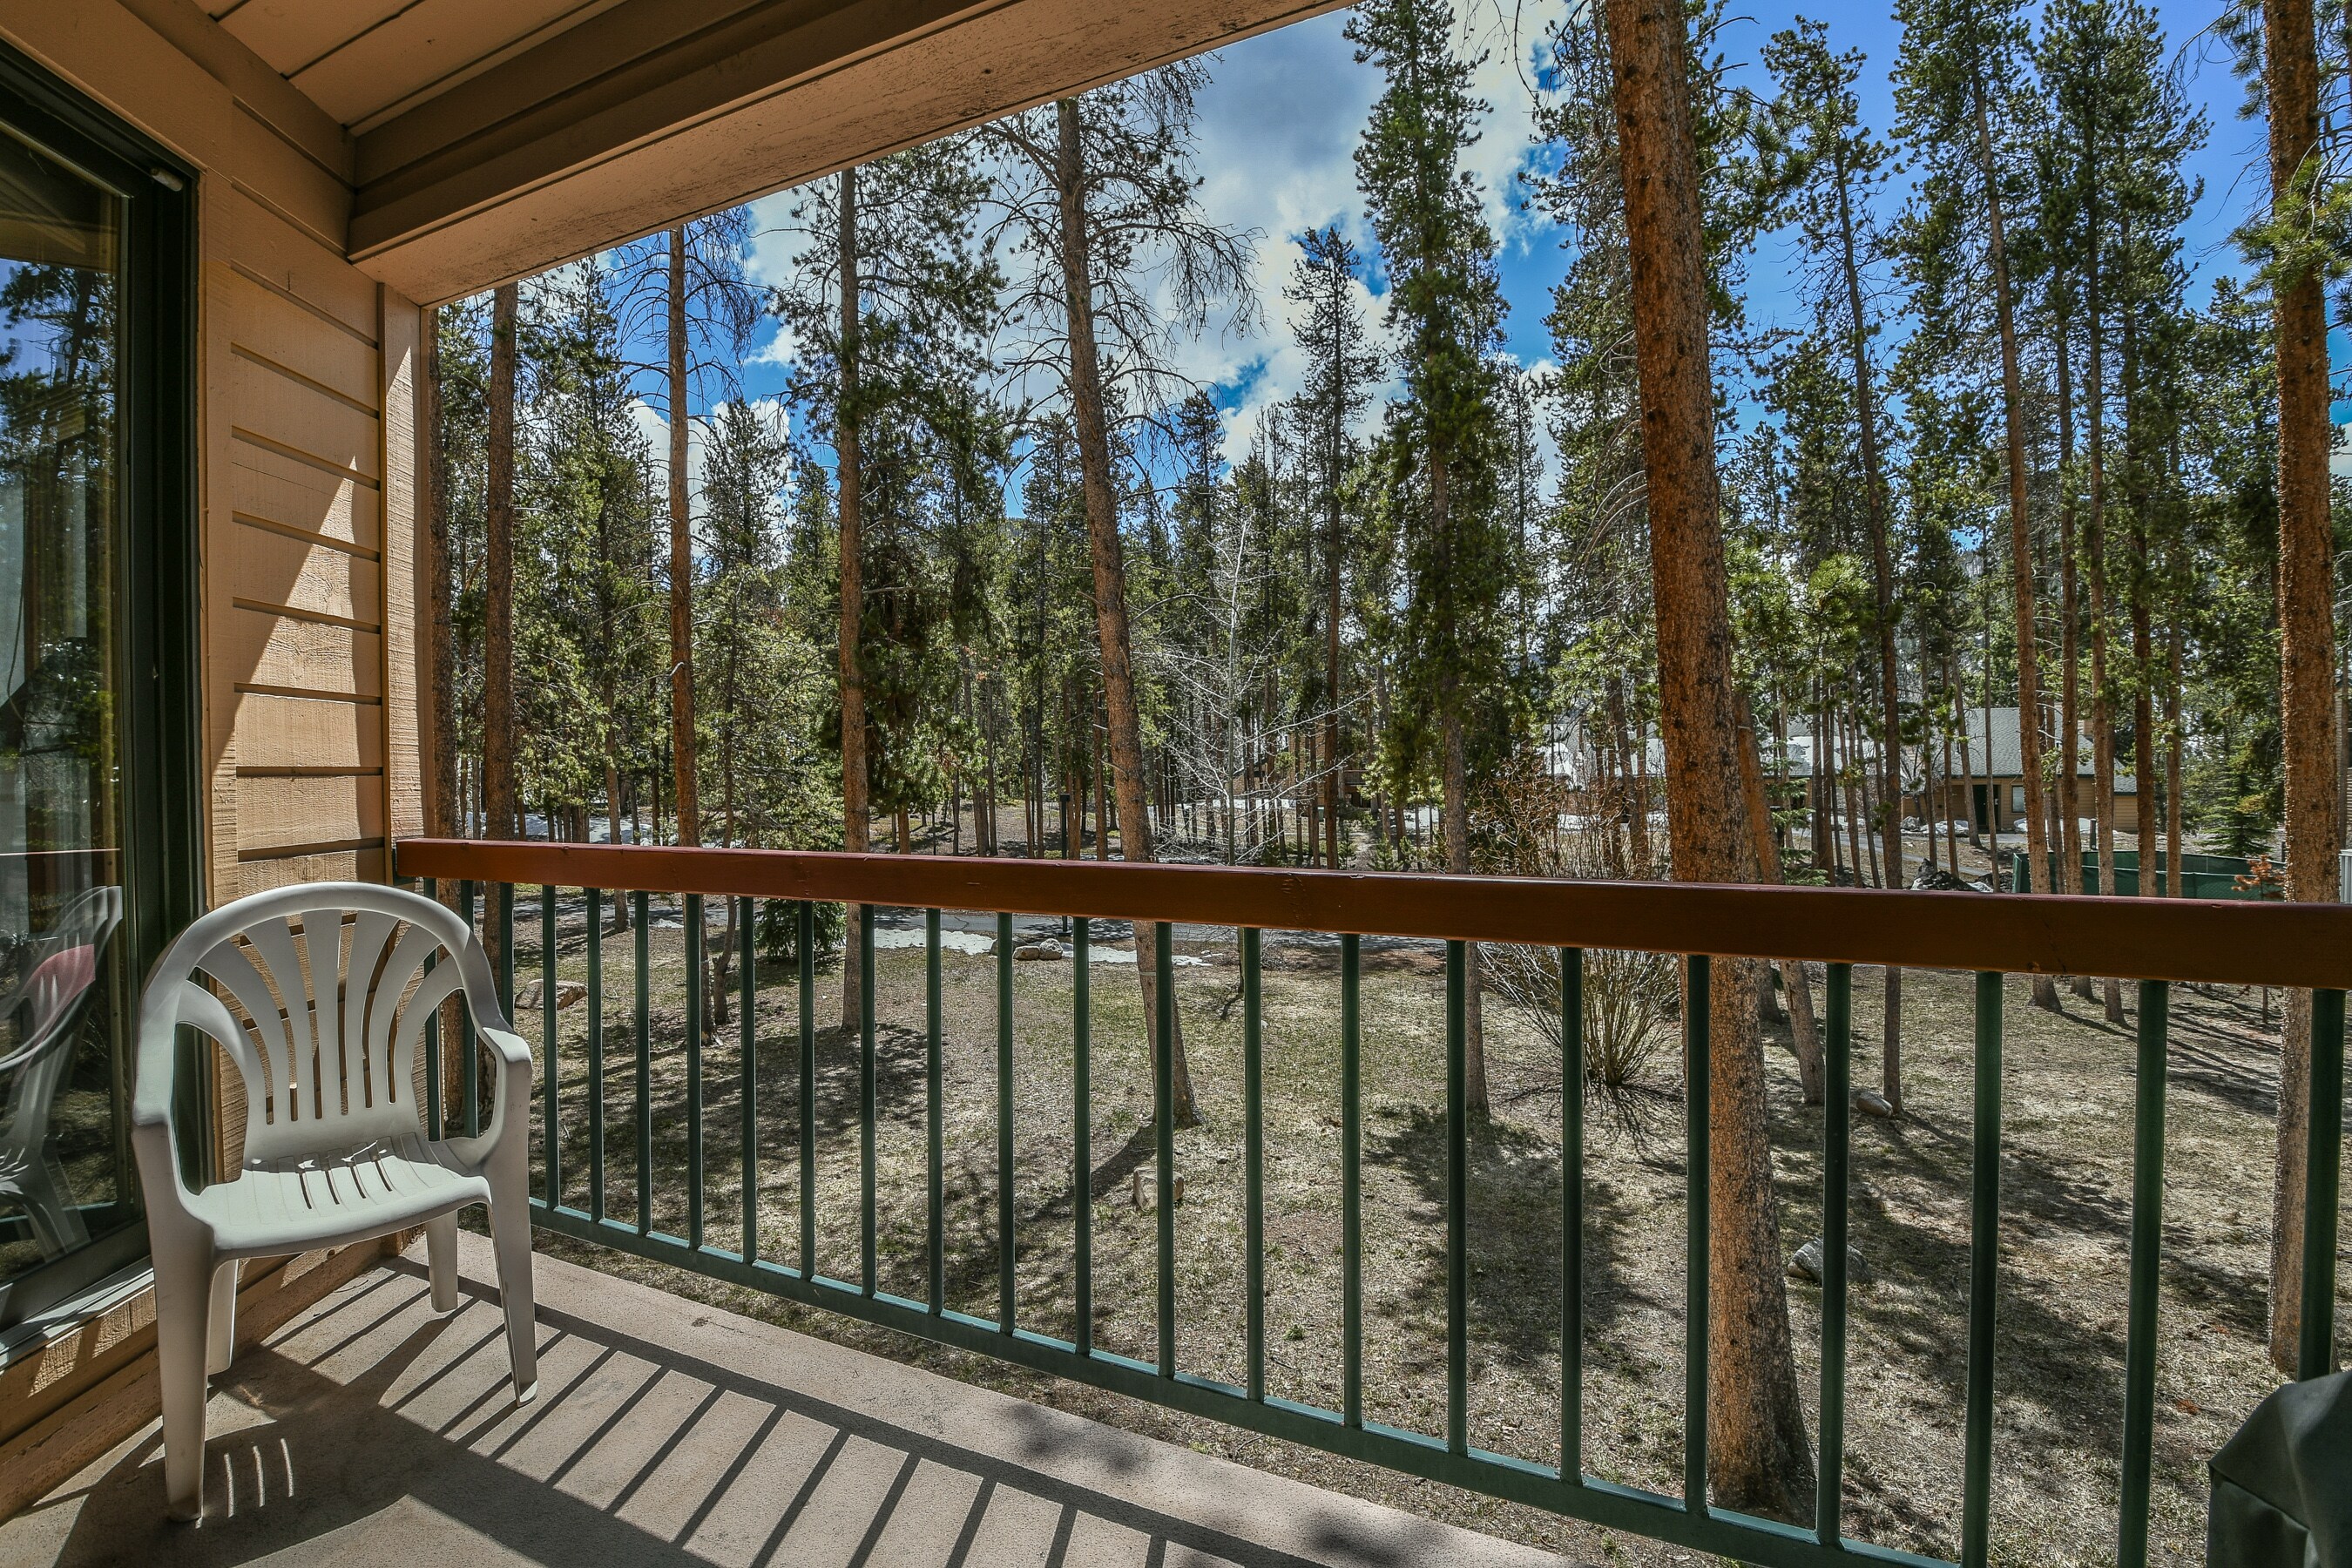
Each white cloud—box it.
[659,6,1566,477]
[1173,7,1559,464]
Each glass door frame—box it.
[0,41,200,1328]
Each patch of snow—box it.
[871,927,995,956]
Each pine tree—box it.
[1286,227,1378,868]
[775,139,1000,1031]
[1350,0,1510,1113]
[1892,0,2060,1010]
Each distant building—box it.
[1909,706,2144,838]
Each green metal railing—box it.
[2008,850,2266,900]
[396,840,2349,1568]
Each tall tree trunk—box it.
[1740,694,1824,1104]
[2056,288,2085,901]
[1054,98,1199,1126]
[483,283,518,850]
[1832,153,1904,1109]
[2084,260,2126,1023]
[1327,443,1343,867]
[476,282,518,1121]
[2166,578,2185,897]
[1841,713,1865,887]
[1957,666,1979,854]
[1429,439,1490,1112]
[2266,0,2339,1377]
[2124,311,2157,897]
[669,226,700,851]
[1974,79,2058,1010]
[837,168,869,1036]
[1812,679,1832,870]
[422,305,468,1110]
[2059,282,2098,1004]
[1605,0,1814,1517]
[423,308,456,844]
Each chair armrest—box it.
[445,1025,531,1170]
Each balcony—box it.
[5,1230,1548,1567]
[14,839,2340,1568]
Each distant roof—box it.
[1951,706,2101,781]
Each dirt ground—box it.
[470,871,2346,1568]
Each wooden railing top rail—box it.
[395,837,2352,990]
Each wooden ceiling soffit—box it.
[346,0,1342,304]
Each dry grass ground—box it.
[481,893,2343,1568]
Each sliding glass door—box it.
[0,46,196,1326]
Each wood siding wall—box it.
[207,191,422,899]
[0,0,428,906]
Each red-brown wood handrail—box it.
[394,837,2352,990]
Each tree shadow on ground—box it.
[1361,1104,1672,1379]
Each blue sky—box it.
[674,1,2292,500]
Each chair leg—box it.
[206,1260,239,1375]
[152,1242,214,1521]
[426,1212,460,1315]
[487,1193,537,1402]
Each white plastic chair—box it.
[130,882,537,1520]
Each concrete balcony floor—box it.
[0,1233,1557,1567]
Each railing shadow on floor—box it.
[29,1254,1464,1568]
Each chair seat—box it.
[193,1135,490,1259]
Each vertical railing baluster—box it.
[859,904,875,1295]
[496,881,515,1017]
[1561,946,1583,1483]
[929,909,945,1315]
[586,889,605,1225]
[542,883,559,1206]
[1155,922,1176,1379]
[2117,979,2169,1568]
[998,911,1016,1332]
[798,900,815,1278]
[1246,927,1267,1404]
[1073,916,1092,1349]
[1338,931,1357,1426]
[1817,963,1853,1544]
[1684,953,1711,1515]
[460,880,479,1138]
[633,889,651,1234]
[740,898,758,1264]
[686,893,706,1250]
[1446,939,1469,1457]
[2300,988,2345,1380]
[1961,970,2005,1568]
[423,876,442,1141]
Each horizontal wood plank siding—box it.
[212,187,402,906]
[230,437,378,554]
[223,268,378,405]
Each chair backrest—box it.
[0,885,122,1143]
[0,886,121,1074]
[137,882,503,1166]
